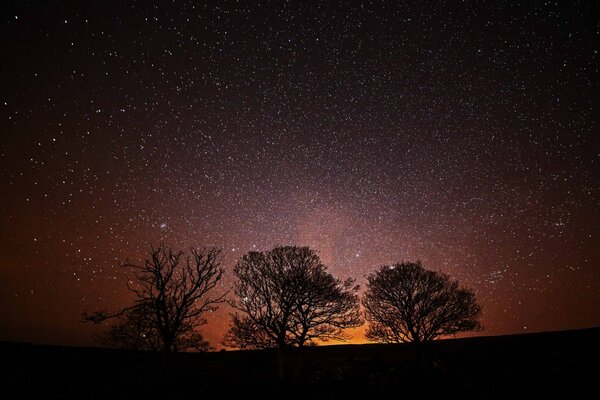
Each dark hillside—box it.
[3,328,598,399]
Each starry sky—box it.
[1,1,598,348]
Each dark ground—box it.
[2,328,598,399]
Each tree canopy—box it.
[224,245,362,349]
[83,244,226,353]
[363,261,482,343]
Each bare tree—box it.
[363,261,482,344]
[97,303,161,351]
[83,244,226,354]
[290,271,362,347]
[224,246,362,350]
[98,304,211,352]
[223,314,277,350]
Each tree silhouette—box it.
[363,261,481,343]
[98,303,210,352]
[224,246,362,350]
[97,302,160,351]
[224,314,277,350]
[83,244,225,354]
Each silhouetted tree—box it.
[223,314,277,350]
[83,244,225,354]
[99,303,211,352]
[363,261,482,344]
[97,303,160,351]
[224,246,362,350]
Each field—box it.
[3,328,598,399]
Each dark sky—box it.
[1,1,598,348]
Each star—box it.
[0,0,597,348]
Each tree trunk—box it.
[415,340,428,370]
[276,331,288,380]
[159,337,174,379]
[277,347,286,380]
[293,348,304,383]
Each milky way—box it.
[1,1,598,347]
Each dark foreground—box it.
[3,328,599,399]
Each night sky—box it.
[1,1,598,348]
